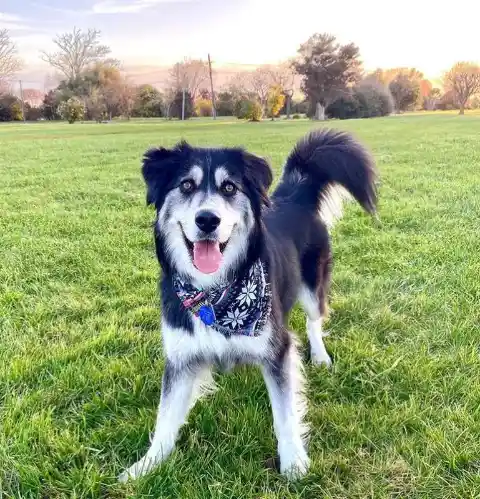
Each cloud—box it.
[0,12,31,30]
[92,0,195,14]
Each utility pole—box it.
[208,53,216,120]
[181,87,186,121]
[181,55,186,121]
[19,80,26,122]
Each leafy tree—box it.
[41,28,117,81]
[244,100,263,121]
[170,90,194,119]
[443,62,480,115]
[41,90,61,120]
[388,71,422,111]
[195,98,213,117]
[133,84,163,117]
[215,91,235,116]
[293,33,362,120]
[59,97,85,123]
[0,94,22,121]
[266,85,285,119]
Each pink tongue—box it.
[193,241,223,274]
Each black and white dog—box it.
[119,129,377,482]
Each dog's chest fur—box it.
[162,317,274,368]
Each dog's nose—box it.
[195,210,221,233]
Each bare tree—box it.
[443,62,480,115]
[40,27,117,81]
[0,29,23,84]
[249,67,272,113]
[266,62,295,118]
[169,58,208,100]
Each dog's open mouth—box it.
[180,226,228,274]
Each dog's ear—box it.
[242,151,273,210]
[142,142,190,206]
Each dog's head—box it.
[143,141,272,287]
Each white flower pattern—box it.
[220,308,250,329]
[236,281,257,307]
[174,260,271,336]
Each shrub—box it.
[291,100,309,114]
[355,83,394,117]
[58,97,85,123]
[25,104,43,121]
[0,94,23,121]
[292,113,301,119]
[216,92,235,116]
[170,91,194,119]
[267,85,285,119]
[326,83,393,120]
[233,98,251,119]
[195,98,213,117]
[244,100,263,121]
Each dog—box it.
[119,129,377,482]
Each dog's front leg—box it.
[261,341,310,480]
[119,361,199,482]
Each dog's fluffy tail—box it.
[272,129,377,228]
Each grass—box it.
[1,114,480,498]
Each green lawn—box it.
[1,115,480,498]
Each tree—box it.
[249,67,272,113]
[244,100,263,121]
[40,28,117,81]
[215,91,235,116]
[59,97,85,123]
[133,84,163,117]
[0,93,23,121]
[389,74,421,112]
[266,85,286,119]
[170,90,194,119]
[169,59,208,100]
[443,62,480,115]
[293,33,362,120]
[195,98,213,117]
[116,78,136,119]
[0,29,22,84]
[41,90,61,120]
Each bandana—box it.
[172,260,272,337]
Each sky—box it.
[2,0,479,81]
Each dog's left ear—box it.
[242,151,273,209]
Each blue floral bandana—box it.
[172,260,272,337]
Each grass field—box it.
[1,114,480,498]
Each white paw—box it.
[311,350,332,368]
[280,451,310,480]
[118,455,157,483]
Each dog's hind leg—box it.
[119,361,211,482]
[298,251,332,367]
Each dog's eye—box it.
[221,181,237,197]
[180,179,195,194]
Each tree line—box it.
[1,27,480,123]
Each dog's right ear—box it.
[142,147,178,206]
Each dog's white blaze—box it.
[214,166,229,187]
[187,165,203,186]
[298,286,332,367]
